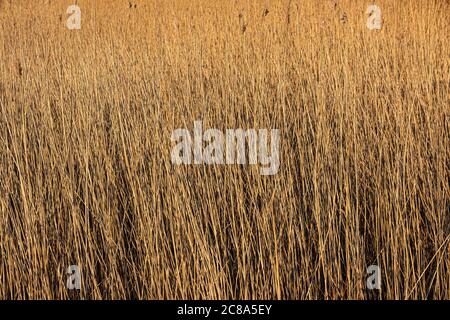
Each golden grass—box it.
[0,0,448,299]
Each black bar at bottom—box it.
[0,300,444,319]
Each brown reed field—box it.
[0,0,448,299]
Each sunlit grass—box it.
[0,0,448,299]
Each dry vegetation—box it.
[0,0,449,299]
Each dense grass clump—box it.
[0,0,448,299]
